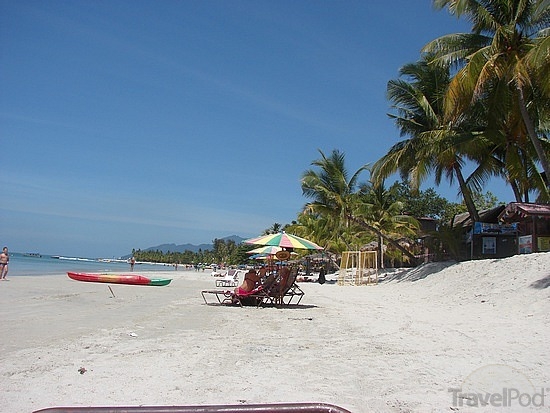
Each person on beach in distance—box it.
[130,256,135,271]
[234,268,260,295]
[0,246,9,280]
[318,267,326,284]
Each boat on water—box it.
[24,252,42,258]
[67,272,172,286]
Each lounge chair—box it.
[256,266,304,306]
[201,284,265,307]
[214,269,242,287]
[201,267,304,307]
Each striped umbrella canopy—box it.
[246,246,283,255]
[244,232,323,250]
[248,253,273,260]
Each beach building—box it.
[450,203,550,260]
[498,202,550,254]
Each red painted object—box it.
[67,272,171,286]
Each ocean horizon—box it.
[5,253,180,277]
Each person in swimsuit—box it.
[234,269,260,295]
[0,247,9,280]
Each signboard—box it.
[518,235,532,254]
[473,222,518,234]
[537,237,550,252]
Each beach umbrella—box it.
[244,232,323,250]
[249,253,274,260]
[249,251,297,260]
[246,246,283,255]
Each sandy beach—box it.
[1,253,549,413]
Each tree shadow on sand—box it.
[530,274,550,289]
[381,261,456,283]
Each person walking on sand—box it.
[0,246,9,280]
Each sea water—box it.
[5,253,170,276]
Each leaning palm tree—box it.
[470,107,549,202]
[424,0,550,188]
[372,56,483,221]
[289,210,360,253]
[356,182,419,268]
[301,149,370,250]
[302,150,419,263]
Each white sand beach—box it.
[1,253,549,413]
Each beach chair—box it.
[214,269,241,287]
[202,269,282,307]
[201,266,304,307]
[201,285,265,307]
[251,266,304,306]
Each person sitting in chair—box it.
[234,269,260,296]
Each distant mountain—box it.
[138,235,246,254]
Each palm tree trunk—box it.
[348,214,418,265]
[378,234,384,269]
[507,177,523,202]
[454,164,480,222]
[517,86,550,188]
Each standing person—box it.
[318,267,326,285]
[130,256,136,271]
[0,246,9,280]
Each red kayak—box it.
[67,272,172,286]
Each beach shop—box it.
[467,221,519,259]
[498,202,550,254]
[450,205,516,259]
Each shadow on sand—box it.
[381,261,456,283]
[530,274,550,289]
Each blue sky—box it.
[0,1,509,258]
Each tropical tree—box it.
[301,150,419,265]
[371,56,483,221]
[424,0,550,192]
[390,180,453,219]
[263,223,282,235]
[290,209,365,252]
[356,182,419,267]
[301,149,370,250]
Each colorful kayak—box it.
[67,272,172,286]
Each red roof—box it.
[499,203,550,221]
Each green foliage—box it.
[425,225,467,262]
[471,191,501,211]
[133,238,255,266]
[263,223,282,235]
[389,180,451,219]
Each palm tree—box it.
[302,150,419,264]
[301,149,370,250]
[263,223,282,235]
[470,110,549,202]
[289,210,356,252]
[356,183,419,268]
[424,0,550,189]
[372,57,483,221]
